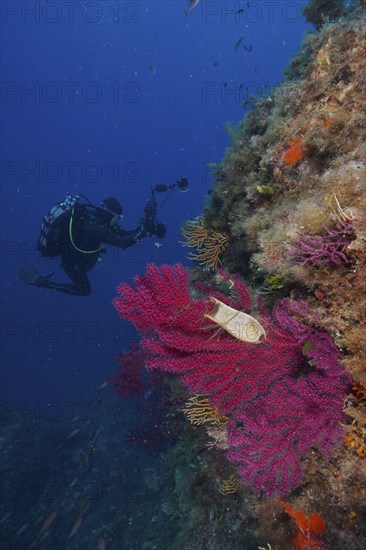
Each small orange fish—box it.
[79,502,91,517]
[68,516,83,539]
[91,429,100,441]
[67,428,80,439]
[39,511,57,535]
[184,0,201,16]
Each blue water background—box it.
[1,1,310,407]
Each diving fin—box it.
[18,266,54,286]
[19,265,41,284]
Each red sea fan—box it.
[287,221,354,266]
[114,263,207,333]
[110,345,149,399]
[115,266,303,416]
[113,264,351,494]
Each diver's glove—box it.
[155,222,166,239]
[140,216,156,236]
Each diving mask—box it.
[110,214,123,227]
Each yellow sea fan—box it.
[179,395,227,427]
[218,475,239,495]
[182,218,229,270]
[181,218,208,248]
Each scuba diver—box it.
[19,178,189,296]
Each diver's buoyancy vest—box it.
[37,195,80,258]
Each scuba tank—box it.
[37,194,80,258]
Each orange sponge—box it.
[283,137,304,165]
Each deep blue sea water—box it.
[1,3,312,547]
[1,0,310,407]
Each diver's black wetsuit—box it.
[34,204,156,296]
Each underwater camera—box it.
[144,177,190,221]
[152,176,189,196]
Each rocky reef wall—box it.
[204,4,365,383]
